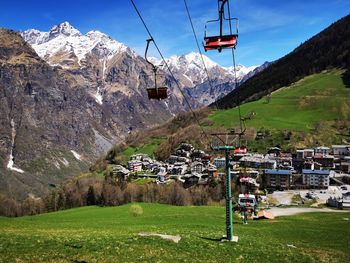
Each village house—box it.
[214,157,226,168]
[239,155,277,169]
[339,157,350,173]
[109,164,130,181]
[303,160,322,170]
[332,145,350,158]
[314,146,331,156]
[190,161,204,174]
[302,169,330,188]
[130,153,149,161]
[295,149,314,159]
[168,155,190,164]
[169,162,188,175]
[128,160,143,172]
[203,165,218,178]
[313,154,334,169]
[190,150,205,160]
[264,169,293,190]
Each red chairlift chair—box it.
[234,146,247,154]
[144,38,168,100]
[203,0,238,52]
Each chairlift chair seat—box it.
[204,34,238,51]
[234,146,247,154]
[147,87,168,100]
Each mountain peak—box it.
[49,21,81,37]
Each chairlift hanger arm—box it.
[218,0,228,36]
[144,38,157,72]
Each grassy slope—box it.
[210,69,350,131]
[122,138,164,161]
[0,203,349,262]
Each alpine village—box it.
[1,0,350,262]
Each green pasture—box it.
[0,203,349,262]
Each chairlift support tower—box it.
[211,133,239,242]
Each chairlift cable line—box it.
[129,0,212,145]
[183,0,220,110]
[227,0,244,143]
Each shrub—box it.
[130,204,143,217]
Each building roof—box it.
[332,145,350,148]
[315,146,330,150]
[264,169,292,175]
[302,169,330,175]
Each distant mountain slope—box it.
[214,14,350,109]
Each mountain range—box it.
[21,22,261,106]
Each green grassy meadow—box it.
[122,138,164,162]
[210,69,350,131]
[0,203,349,262]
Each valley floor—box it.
[0,203,349,262]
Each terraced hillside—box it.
[0,204,349,262]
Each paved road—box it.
[268,207,349,217]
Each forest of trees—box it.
[214,14,350,109]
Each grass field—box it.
[210,69,350,131]
[122,138,164,162]
[0,203,349,262]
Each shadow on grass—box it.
[199,236,223,242]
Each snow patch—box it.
[71,150,82,161]
[93,86,103,105]
[6,119,24,173]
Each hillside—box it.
[0,204,349,262]
[94,69,350,168]
[214,14,350,109]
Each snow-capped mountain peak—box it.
[183,52,218,69]
[21,22,131,65]
[49,21,81,38]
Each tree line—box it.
[0,175,229,217]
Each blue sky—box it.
[1,0,349,67]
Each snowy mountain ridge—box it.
[21,22,132,63]
[152,52,258,88]
[21,21,266,107]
